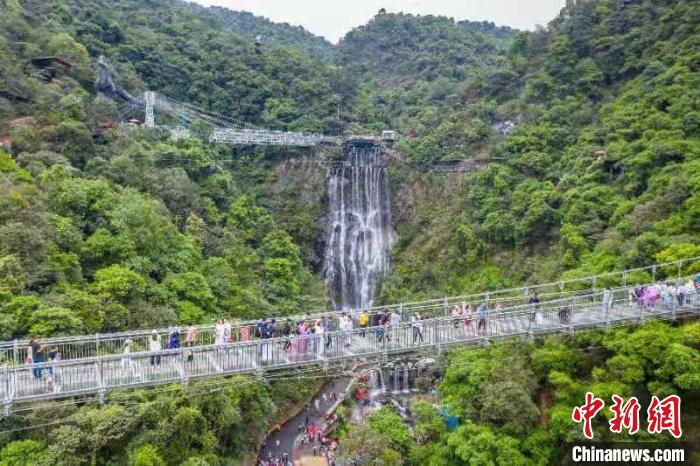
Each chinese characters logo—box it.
[572,392,681,439]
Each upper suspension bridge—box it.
[1,257,699,412]
[135,91,343,147]
[96,56,347,147]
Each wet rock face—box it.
[322,144,395,311]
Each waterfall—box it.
[369,368,387,396]
[323,144,395,311]
[378,369,386,393]
[402,364,410,393]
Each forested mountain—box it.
[1,1,338,460]
[381,0,700,303]
[336,12,515,157]
[24,0,351,133]
[1,0,700,464]
[207,7,335,62]
[337,13,513,85]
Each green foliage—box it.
[368,408,412,455]
[447,421,530,465]
[440,345,538,436]
[0,440,49,466]
[405,321,700,464]
[3,0,700,464]
[336,423,402,466]
[411,400,446,445]
[132,445,165,466]
[382,0,700,300]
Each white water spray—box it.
[323,145,395,311]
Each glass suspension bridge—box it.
[1,256,699,413]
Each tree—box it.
[368,407,412,454]
[48,405,137,464]
[164,272,216,317]
[132,445,165,466]
[227,195,274,245]
[411,400,446,444]
[27,306,83,336]
[447,421,531,465]
[0,440,48,466]
[92,265,146,302]
[336,424,401,466]
[0,254,24,297]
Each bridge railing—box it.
[1,258,697,366]
[0,280,643,364]
[2,289,698,405]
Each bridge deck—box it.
[2,265,693,366]
[2,296,697,407]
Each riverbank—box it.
[258,377,353,465]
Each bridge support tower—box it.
[144,91,155,127]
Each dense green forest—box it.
[378,0,700,303]
[1,0,700,464]
[336,321,700,465]
[1,0,341,462]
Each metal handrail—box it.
[1,255,697,363]
[2,289,697,406]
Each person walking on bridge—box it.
[315,320,325,357]
[185,325,198,347]
[223,319,232,343]
[324,316,333,349]
[297,320,308,356]
[411,314,423,344]
[451,305,462,330]
[149,330,162,366]
[685,280,696,306]
[464,303,473,334]
[376,310,389,343]
[602,287,613,312]
[215,319,226,346]
[359,310,369,337]
[121,339,139,378]
[390,309,401,326]
[528,292,540,322]
[167,328,180,350]
[29,336,44,379]
[390,308,401,342]
[339,313,353,347]
[282,319,292,351]
[477,303,488,335]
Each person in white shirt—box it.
[685,280,696,306]
[122,339,139,377]
[149,331,162,366]
[315,320,325,356]
[215,319,225,345]
[339,314,353,347]
[223,319,232,343]
[602,287,613,312]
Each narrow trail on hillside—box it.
[258,377,352,464]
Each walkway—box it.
[2,289,698,408]
[2,257,695,365]
[258,378,351,465]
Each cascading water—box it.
[323,144,395,311]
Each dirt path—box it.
[258,378,351,464]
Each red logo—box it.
[572,393,682,439]
[572,392,605,439]
[647,395,682,438]
[609,395,641,435]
